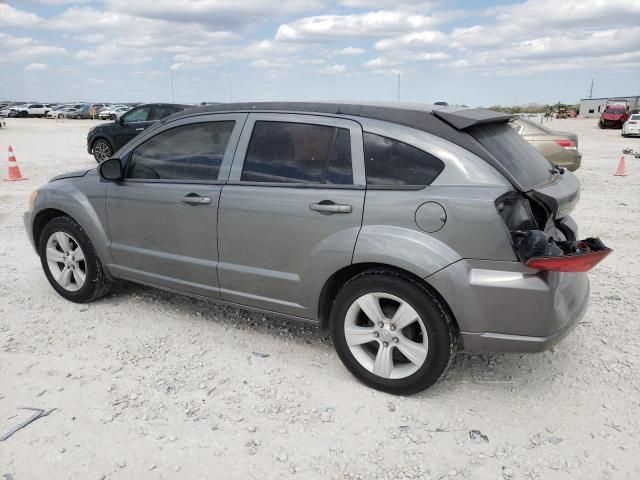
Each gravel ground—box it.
[0,117,638,479]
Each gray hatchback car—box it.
[25,102,611,394]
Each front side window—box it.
[363,132,444,186]
[241,121,353,184]
[127,121,235,181]
[123,106,151,123]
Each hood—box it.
[49,168,93,182]
[602,111,627,120]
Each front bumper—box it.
[24,210,36,252]
[427,259,590,353]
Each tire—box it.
[92,138,113,162]
[110,114,116,120]
[38,216,112,303]
[330,270,456,395]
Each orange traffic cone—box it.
[614,156,627,177]
[4,146,26,181]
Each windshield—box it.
[468,122,554,190]
[631,114,640,120]
[606,108,625,114]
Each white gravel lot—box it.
[0,117,638,480]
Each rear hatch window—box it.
[468,123,554,190]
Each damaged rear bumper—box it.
[427,259,590,353]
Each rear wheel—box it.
[92,139,113,162]
[330,271,456,395]
[39,216,112,303]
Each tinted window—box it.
[127,121,235,181]
[363,132,444,186]
[241,121,352,184]
[150,105,181,120]
[123,106,151,123]
[469,123,553,189]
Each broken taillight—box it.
[554,139,577,150]
[525,248,612,272]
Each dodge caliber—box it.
[24,102,611,394]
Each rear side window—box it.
[150,105,181,120]
[241,121,353,184]
[127,121,235,181]
[363,132,444,186]
[468,123,553,189]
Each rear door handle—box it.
[310,201,352,214]
[181,194,212,205]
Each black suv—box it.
[87,103,191,162]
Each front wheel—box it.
[330,271,456,395]
[92,139,113,162]
[39,216,112,303]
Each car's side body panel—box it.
[216,112,366,318]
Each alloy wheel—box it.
[45,232,87,292]
[344,292,428,379]
[93,141,112,162]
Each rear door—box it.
[105,114,246,298]
[113,105,156,150]
[217,113,365,318]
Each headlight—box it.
[28,190,38,210]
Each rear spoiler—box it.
[432,108,515,130]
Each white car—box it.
[622,114,640,137]
[0,108,12,118]
[9,103,52,118]
[47,104,85,119]
[98,105,130,120]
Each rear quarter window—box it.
[363,132,444,187]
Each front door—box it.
[217,113,366,318]
[112,105,156,151]
[105,114,246,298]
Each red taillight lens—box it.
[525,248,612,272]
[554,139,577,149]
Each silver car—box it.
[24,102,610,394]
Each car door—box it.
[112,105,156,150]
[105,113,247,298]
[217,113,366,318]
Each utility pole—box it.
[169,69,175,103]
[589,78,594,99]
[228,70,232,103]
[396,73,401,103]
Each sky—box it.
[1,0,639,106]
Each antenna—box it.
[589,78,594,99]
[169,69,175,103]
[397,73,401,103]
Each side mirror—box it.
[99,158,123,181]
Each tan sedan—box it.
[511,117,581,171]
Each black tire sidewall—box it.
[38,217,101,303]
[330,273,453,395]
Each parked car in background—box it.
[0,107,13,118]
[9,103,52,118]
[47,104,86,119]
[599,104,629,129]
[622,114,640,137]
[98,105,130,120]
[68,105,98,119]
[87,103,190,161]
[29,102,610,394]
[511,117,581,171]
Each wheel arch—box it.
[317,262,460,336]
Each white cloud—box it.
[375,30,447,50]
[106,0,325,28]
[0,3,42,26]
[335,46,366,56]
[318,64,348,75]
[276,10,437,42]
[24,63,49,71]
[0,33,67,64]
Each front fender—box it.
[353,225,462,278]
[30,172,112,266]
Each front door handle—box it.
[310,201,352,214]
[181,194,212,205]
[135,128,144,131]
